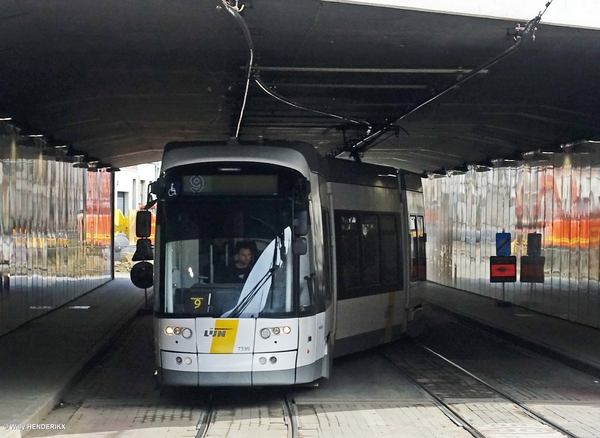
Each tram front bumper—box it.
[159,350,298,386]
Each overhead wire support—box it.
[336,0,554,159]
[221,0,372,138]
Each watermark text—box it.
[3,423,66,431]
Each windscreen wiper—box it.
[226,267,277,318]
[225,233,283,318]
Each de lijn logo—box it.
[204,327,232,337]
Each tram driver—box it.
[226,240,255,283]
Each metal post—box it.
[210,245,214,283]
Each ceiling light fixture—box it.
[256,66,488,75]
[491,158,520,168]
[468,164,491,172]
[267,82,428,90]
[561,139,600,153]
[18,129,45,138]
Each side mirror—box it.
[292,237,307,255]
[293,210,308,236]
[136,210,152,238]
[149,179,161,195]
[142,179,160,210]
[132,238,154,261]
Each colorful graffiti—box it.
[516,165,600,249]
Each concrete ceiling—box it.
[1,0,599,174]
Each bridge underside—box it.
[1,0,599,173]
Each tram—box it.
[137,140,424,386]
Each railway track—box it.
[195,388,298,438]
[382,340,578,438]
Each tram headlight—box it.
[165,326,192,338]
[260,326,292,339]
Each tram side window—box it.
[335,211,402,299]
[409,214,426,280]
[380,215,399,284]
[337,214,361,292]
[361,215,380,286]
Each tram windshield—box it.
[161,197,298,318]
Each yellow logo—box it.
[209,320,239,354]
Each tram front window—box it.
[162,199,295,318]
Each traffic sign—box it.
[490,256,516,282]
[496,233,511,256]
[527,233,542,257]
[520,256,545,283]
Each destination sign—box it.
[181,175,278,195]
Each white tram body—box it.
[152,140,424,386]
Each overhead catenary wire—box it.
[221,0,372,137]
[221,0,553,159]
[337,0,555,158]
[253,75,372,129]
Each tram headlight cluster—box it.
[259,326,292,339]
[164,326,193,339]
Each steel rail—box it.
[414,341,579,438]
[195,391,215,438]
[282,391,300,438]
[379,352,487,438]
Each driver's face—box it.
[237,248,253,267]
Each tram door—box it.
[409,214,426,280]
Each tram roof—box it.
[163,140,405,189]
